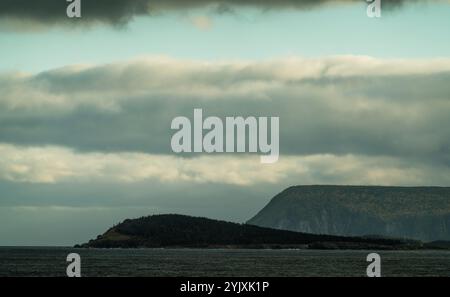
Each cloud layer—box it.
[0,55,450,186]
[0,0,440,29]
[1,56,450,169]
[1,143,448,186]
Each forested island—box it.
[78,214,433,250]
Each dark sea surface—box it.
[0,247,449,277]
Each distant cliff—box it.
[247,185,450,241]
[78,214,417,249]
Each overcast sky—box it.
[0,0,449,245]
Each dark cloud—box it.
[0,0,150,26]
[0,0,426,28]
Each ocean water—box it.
[0,247,449,277]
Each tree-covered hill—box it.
[78,214,418,249]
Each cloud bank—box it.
[1,56,450,166]
[0,55,450,186]
[1,143,447,186]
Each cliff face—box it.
[247,186,450,241]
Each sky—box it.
[0,0,450,246]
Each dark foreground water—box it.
[0,247,449,277]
